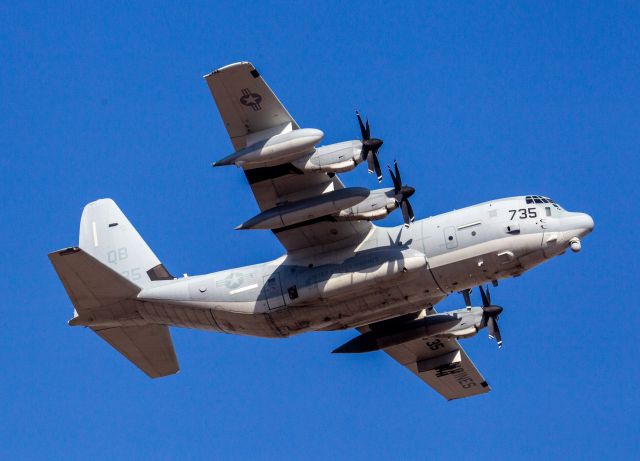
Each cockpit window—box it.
[526,195,563,210]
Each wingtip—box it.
[212,158,234,167]
[204,61,255,79]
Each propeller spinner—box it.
[479,285,503,348]
[356,111,384,182]
[388,161,416,227]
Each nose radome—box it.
[576,213,594,237]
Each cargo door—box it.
[263,273,286,310]
[444,226,458,249]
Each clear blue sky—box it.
[1,2,638,459]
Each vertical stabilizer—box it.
[49,199,179,378]
[79,199,172,288]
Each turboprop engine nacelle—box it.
[214,128,324,168]
[292,140,363,174]
[335,187,397,222]
[333,307,485,353]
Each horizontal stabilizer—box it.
[48,247,140,313]
[93,324,179,378]
[50,247,179,378]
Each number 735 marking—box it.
[509,208,537,220]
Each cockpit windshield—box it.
[525,195,562,210]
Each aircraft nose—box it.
[575,213,594,237]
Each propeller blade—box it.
[494,320,503,348]
[356,111,369,140]
[394,160,402,186]
[356,111,382,180]
[461,289,472,309]
[389,162,416,224]
[487,317,503,348]
[367,153,375,174]
[479,285,490,307]
[487,316,495,337]
[388,164,400,192]
[405,199,415,223]
[372,153,382,182]
[400,201,411,227]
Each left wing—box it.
[205,62,372,253]
[245,166,372,252]
[204,62,299,151]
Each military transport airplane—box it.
[49,62,594,400]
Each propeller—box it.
[461,288,472,311]
[356,111,383,182]
[388,161,416,227]
[478,285,504,348]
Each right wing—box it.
[205,62,372,253]
[382,337,490,400]
[357,314,491,400]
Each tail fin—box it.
[79,199,173,287]
[49,199,179,378]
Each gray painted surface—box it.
[47,61,595,398]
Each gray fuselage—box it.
[137,196,593,338]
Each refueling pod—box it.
[214,128,324,168]
[236,187,370,230]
